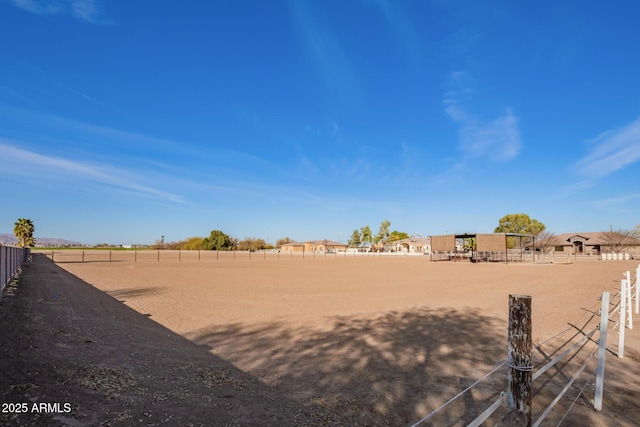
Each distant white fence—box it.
[0,245,31,298]
[410,264,640,426]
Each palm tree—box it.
[14,218,35,247]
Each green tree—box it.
[494,213,545,235]
[203,230,232,250]
[494,213,545,248]
[463,237,477,251]
[180,237,205,250]
[375,219,391,245]
[348,229,362,247]
[360,225,372,247]
[14,218,35,247]
[388,231,409,242]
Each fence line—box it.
[29,249,639,423]
[34,249,431,264]
[411,264,639,426]
[0,245,31,299]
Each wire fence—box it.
[0,245,31,299]
[33,249,430,263]
[410,264,640,426]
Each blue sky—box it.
[1,1,639,245]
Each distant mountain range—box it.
[0,234,86,247]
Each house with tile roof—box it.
[549,232,640,256]
[280,239,348,253]
[390,237,431,254]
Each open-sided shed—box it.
[429,233,534,263]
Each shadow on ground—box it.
[528,301,640,426]
[3,254,637,426]
[188,308,510,425]
[0,255,322,426]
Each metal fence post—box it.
[625,271,633,329]
[1,246,30,300]
[594,291,610,411]
[1,246,5,297]
[619,279,627,358]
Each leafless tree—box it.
[237,237,266,251]
[599,229,638,253]
[533,231,559,263]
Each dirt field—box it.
[1,252,639,426]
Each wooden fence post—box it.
[594,291,610,411]
[504,294,533,426]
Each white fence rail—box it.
[0,245,31,298]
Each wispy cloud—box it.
[443,71,522,163]
[0,140,185,203]
[374,0,422,59]
[432,161,467,185]
[584,194,640,209]
[0,106,283,189]
[289,2,356,95]
[0,56,129,121]
[11,0,106,23]
[573,116,640,179]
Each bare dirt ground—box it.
[1,251,639,426]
